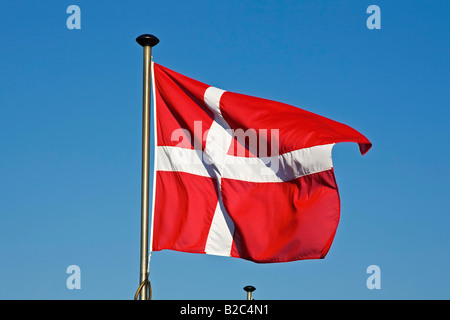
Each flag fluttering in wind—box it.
[150,63,371,263]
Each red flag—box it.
[150,63,371,263]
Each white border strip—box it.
[149,60,158,261]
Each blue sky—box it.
[0,1,449,299]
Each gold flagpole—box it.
[136,34,159,300]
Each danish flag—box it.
[150,63,371,263]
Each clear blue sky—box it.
[0,0,449,299]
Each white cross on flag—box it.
[150,63,371,263]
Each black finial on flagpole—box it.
[136,34,160,47]
[244,285,256,300]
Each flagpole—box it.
[244,285,255,300]
[136,33,159,300]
